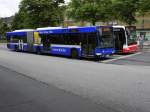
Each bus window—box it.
[100,28,114,48]
[68,33,81,45]
[50,34,65,45]
[126,26,137,45]
[10,36,20,43]
[23,36,27,43]
[40,34,65,45]
[40,34,50,49]
[9,35,27,43]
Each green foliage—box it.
[12,0,65,29]
[11,12,25,30]
[138,0,150,14]
[0,19,10,38]
[11,0,150,29]
[111,0,139,25]
[67,0,112,25]
[67,0,150,25]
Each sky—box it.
[0,0,70,17]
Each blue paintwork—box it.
[50,46,81,57]
[9,44,15,50]
[37,26,113,34]
[6,32,27,38]
[23,44,28,51]
[33,45,39,52]
[95,48,115,55]
[8,43,28,51]
[8,43,18,50]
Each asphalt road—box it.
[1,48,150,112]
[0,65,104,112]
[106,52,150,66]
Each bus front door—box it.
[82,34,96,56]
[114,29,126,53]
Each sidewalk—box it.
[139,41,150,52]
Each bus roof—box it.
[13,29,34,32]
[6,29,34,37]
[37,26,112,34]
[113,26,126,29]
[113,25,136,30]
[36,27,62,30]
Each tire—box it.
[7,44,10,49]
[15,45,19,52]
[71,49,78,59]
[94,55,100,61]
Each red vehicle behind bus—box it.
[113,26,138,53]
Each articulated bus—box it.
[113,26,138,53]
[6,26,115,59]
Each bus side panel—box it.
[23,43,28,51]
[50,45,81,57]
[51,46,71,56]
[95,48,115,56]
[77,48,82,57]
[22,43,40,52]
[9,43,18,51]
[33,44,39,52]
[123,44,138,53]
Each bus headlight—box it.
[112,50,115,54]
[96,53,102,56]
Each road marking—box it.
[102,52,142,63]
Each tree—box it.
[138,0,150,14]
[12,0,65,29]
[67,0,112,25]
[137,0,150,28]
[0,19,10,38]
[112,0,139,25]
[11,12,25,30]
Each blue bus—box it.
[6,26,115,59]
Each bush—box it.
[0,38,7,43]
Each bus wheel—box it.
[15,45,19,52]
[94,55,100,61]
[71,49,78,59]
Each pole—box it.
[142,14,145,29]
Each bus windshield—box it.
[99,27,114,48]
[126,26,137,45]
